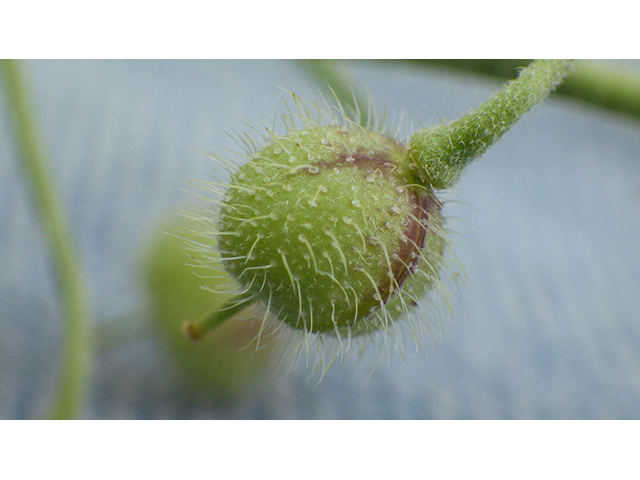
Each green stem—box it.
[409,59,574,189]
[182,293,254,342]
[558,60,640,121]
[0,60,90,419]
[296,60,372,126]
[397,59,640,123]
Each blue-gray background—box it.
[1,60,639,419]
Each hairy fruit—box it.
[217,123,447,336]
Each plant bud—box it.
[217,121,447,336]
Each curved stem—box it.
[0,60,90,419]
[409,59,574,189]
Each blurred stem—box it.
[409,59,574,189]
[396,59,640,122]
[296,60,371,125]
[559,60,640,120]
[0,60,90,419]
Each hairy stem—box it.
[409,59,575,189]
[0,60,90,419]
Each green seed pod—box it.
[144,215,283,396]
[214,105,448,339]
[190,61,575,368]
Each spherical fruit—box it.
[217,123,446,336]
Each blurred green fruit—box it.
[143,214,280,398]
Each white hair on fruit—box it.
[185,90,461,378]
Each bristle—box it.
[185,90,461,380]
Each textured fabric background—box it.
[1,60,639,419]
